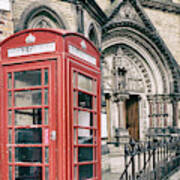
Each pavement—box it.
[168,167,180,180]
[102,168,180,180]
[102,172,121,180]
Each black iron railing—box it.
[109,128,180,180]
[120,137,180,180]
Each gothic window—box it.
[88,24,99,48]
[17,4,67,31]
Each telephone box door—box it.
[2,60,56,180]
[69,61,101,180]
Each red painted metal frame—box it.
[0,28,101,180]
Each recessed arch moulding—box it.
[101,26,175,139]
[16,1,69,31]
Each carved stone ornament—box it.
[114,3,143,24]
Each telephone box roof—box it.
[0,28,100,55]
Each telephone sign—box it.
[0,28,101,180]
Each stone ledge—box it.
[140,0,180,14]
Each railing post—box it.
[143,141,146,171]
[130,139,136,180]
[138,144,141,172]
[153,139,157,180]
[125,144,128,180]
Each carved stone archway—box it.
[101,22,179,139]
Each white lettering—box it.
[68,45,96,65]
[8,42,56,57]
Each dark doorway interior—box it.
[126,95,139,141]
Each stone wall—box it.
[144,8,180,65]
[0,10,13,41]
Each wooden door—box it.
[126,95,139,141]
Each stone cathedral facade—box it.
[1,0,180,142]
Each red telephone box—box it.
[0,29,101,180]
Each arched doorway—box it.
[101,22,177,140]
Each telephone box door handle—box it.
[51,130,56,141]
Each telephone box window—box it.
[15,147,42,163]
[9,148,12,162]
[78,111,93,127]
[8,130,12,144]
[8,110,12,125]
[44,108,49,125]
[8,73,12,89]
[45,167,49,180]
[45,89,48,105]
[14,90,42,107]
[78,147,93,162]
[78,91,92,109]
[78,74,93,92]
[15,128,42,144]
[44,69,48,85]
[15,166,42,179]
[14,70,41,88]
[15,109,42,126]
[79,164,93,180]
[8,92,12,107]
[78,128,93,144]
[9,166,12,180]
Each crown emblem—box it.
[80,40,86,49]
[25,34,36,44]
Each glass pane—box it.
[78,111,93,127]
[74,110,77,125]
[78,147,93,162]
[74,166,77,180]
[94,97,97,110]
[15,109,42,126]
[8,110,12,125]
[45,69,48,85]
[45,147,49,163]
[74,148,77,162]
[15,166,42,180]
[79,164,93,180]
[45,109,48,125]
[45,89,48,105]
[73,71,76,88]
[8,73,12,89]
[78,129,93,144]
[15,147,42,163]
[74,128,77,144]
[94,114,97,128]
[78,74,93,92]
[73,91,77,106]
[15,90,42,107]
[45,167,49,180]
[14,70,41,88]
[78,92,92,109]
[8,129,12,144]
[93,80,97,93]
[8,91,12,107]
[9,166,12,180]
[9,147,12,162]
[15,128,42,144]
